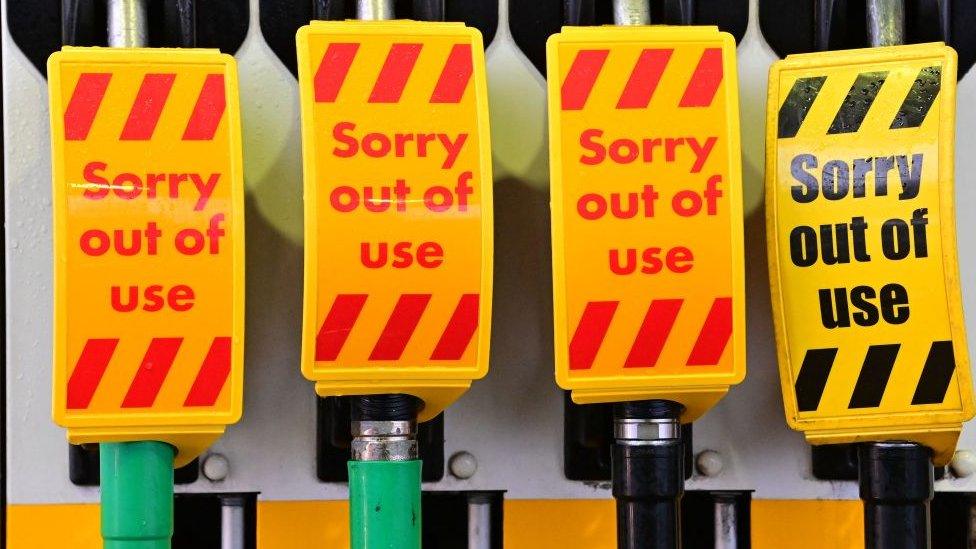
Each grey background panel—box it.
[5,0,976,504]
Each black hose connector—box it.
[858,442,934,549]
[350,394,421,422]
[614,400,682,420]
[612,400,684,549]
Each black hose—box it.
[62,0,82,46]
[164,0,196,48]
[564,0,595,26]
[313,0,346,21]
[614,443,683,549]
[413,0,445,22]
[814,0,835,51]
[663,0,695,25]
[858,442,933,549]
[62,0,100,46]
[937,0,951,44]
[612,400,684,549]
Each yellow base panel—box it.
[7,499,864,548]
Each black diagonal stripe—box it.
[778,76,827,139]
[848,344,900,409]
[827,71,889,135]
[890,66,942,129]
[911,340,956,405]
[795,348,837,412]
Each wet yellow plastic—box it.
[296,21,493,422]
[547,26,746,423]
[766,43,972,466]
[48,48,246,466]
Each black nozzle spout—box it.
[858,442,934,549]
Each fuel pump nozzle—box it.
[600,4,690,548]
[97,3,178,549]
[342,10,424,549]
[299,0,492,545]
[855,3,934,549]
[606,4,686,549]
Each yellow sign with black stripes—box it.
[766,43,972,465]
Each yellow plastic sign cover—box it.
[766,43,972,465]
[49,48,245,465]
[547,26,745,421]
[297,21,493,421]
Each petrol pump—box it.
[547,1,746,546]
[295,2,494,547]
[47,1,245,547]
[766,0,974,547]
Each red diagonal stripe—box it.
[431,294,479,360]
[314,43,360,102]
[183,337,232,407]
[64,73,111,140]
[66,338,118,409]
[687,297,733,365]
[316,294,368,361]
[625,299,683,368]
[370,294,432,360]
[182,74,226,140]
[369,44,423,103]
[617,49,673,109]
[561,49,609,111]
[679,48,723,108]
[430,43,473,103]
[120,73,176,140]
[569,301,619,370]
[121,338,182,408]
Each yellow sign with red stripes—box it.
[297,21,493,420]
[48,48,245,464]
[766,43,972,465]
[548,26,745,421]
